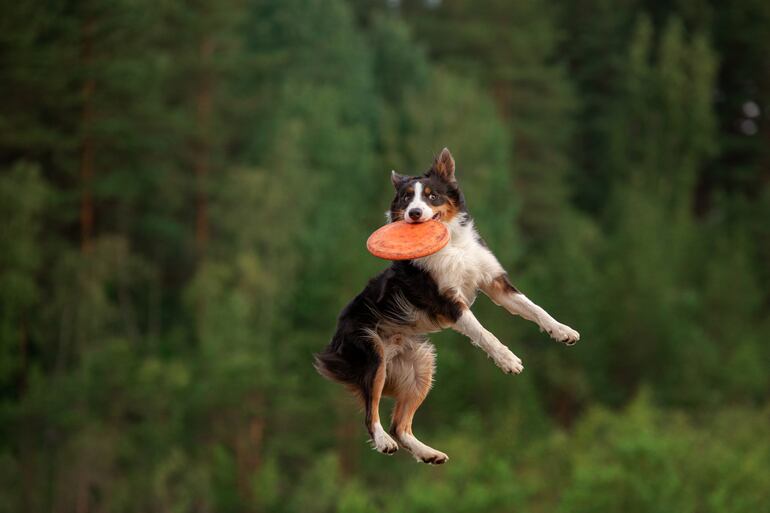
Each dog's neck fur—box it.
[414,214,504,307]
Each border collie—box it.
[314,148,579,464]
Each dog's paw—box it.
[494,349,524,374]
[371,429,399,454]
[417,448,449,465]
[395,433,449,464]
[547,322,580,346]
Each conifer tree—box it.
[399,0,578,246]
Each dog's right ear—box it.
[431,148,456,183]
[391,170,408,190]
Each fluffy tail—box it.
[313,333,381,387]
[313,346,351,384]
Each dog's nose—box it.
[408,208,422,220]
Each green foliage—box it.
[1,0,769,511]
[605,15,718,206]
[560,394,770,513]
[0,164,49,383]
[400,0,578,246]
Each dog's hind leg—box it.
[315,330,398,454]
[362,337,399,455]
[386,340,448,464]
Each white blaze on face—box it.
[405,182,434,223]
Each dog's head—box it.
[389,148,465,224]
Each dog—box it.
[314,148,579,464]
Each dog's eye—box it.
[429,193,437,201]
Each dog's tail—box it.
[313,346,349,383]
[313,331,381,387]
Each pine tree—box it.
[0,164,49,394]
[399,0,578,246]
[589,15,719,405]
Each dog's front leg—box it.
[482,274,580,345]
[451,308,523,374]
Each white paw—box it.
[414,447,449,465]
[371,425,398,454]
[547,322,580,345]
[396,433,449,464]
[494,348,524,374]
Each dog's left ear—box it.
[391,170,408,190]
[431,148,456,183]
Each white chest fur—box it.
[414,216,504,306]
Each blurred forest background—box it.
[2,0,770,512]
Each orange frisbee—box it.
[366,220,450,260]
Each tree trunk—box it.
[234,398,264,506]
[194,36,214,257]
[79,17,96,253]
[18,317,28,394]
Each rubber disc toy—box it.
[366,220,450,260]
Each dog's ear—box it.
[431,148,456,183]
[391,170,408,190]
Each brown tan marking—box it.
[431,198,461,222]
[486,274,520,298]
[366,340,387,434]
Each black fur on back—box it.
[314,260,463,425]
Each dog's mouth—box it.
[401,212,441,223]
[414,213,441,223]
